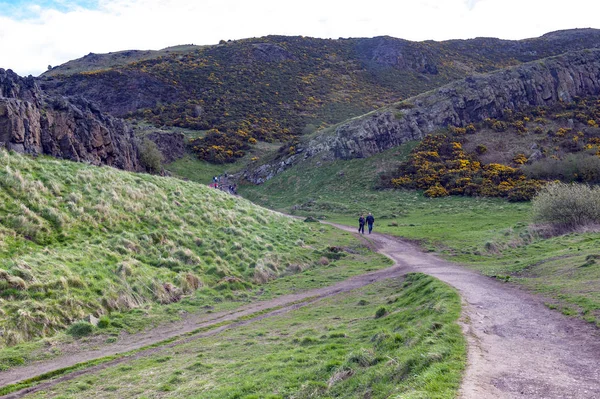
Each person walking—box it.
[358,215,365,234]
[366,213,375,234]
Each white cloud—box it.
[1,0,599,76]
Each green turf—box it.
[25,274,465,399]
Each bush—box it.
[374,307,387,319]
[67,321,95,338]
[532,182,600,228]
[138,138,163,174]
[424,184,448,198]
[523,153,600,183]
[97,316,111,329]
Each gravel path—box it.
[335,225,600,399]
[2,225,600,398]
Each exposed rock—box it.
[40,70,183,117]
[0,68,141,170]
[245,49,600,183]
[356,36,439,74]
[145,131,186,163]
[84,314,99,327]
[251,43,297,62]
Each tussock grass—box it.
[0,149,327,346]
[25,274,465,399]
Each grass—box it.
[0,148,367,350]
[25,273,465,399]
[241,142,600,327]
[165,141,281,185]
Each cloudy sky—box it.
[1,0,599,76]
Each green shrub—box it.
[374,307,387,319]
[138,138,163,174]
[67,321,95,338]
[532,182,600,228]
[97,316,111,329]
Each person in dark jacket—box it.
[366,213,375,234]
[358,215,365,234]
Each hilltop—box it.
[40,29,600,163]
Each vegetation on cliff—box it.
[387,97,600,200]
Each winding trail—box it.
[2,225,600,398]
[334,225,600,399]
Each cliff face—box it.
[245,49,600,183]
[0,69,141,170]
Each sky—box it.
[0,0,599,76]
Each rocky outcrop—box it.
[40,70,184,117]
[251,43,297,62]
[0,68,141,170]
[245,49,600,183]
[145,131,186,163]
[355,36,439,74]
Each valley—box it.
[1,28,600,398]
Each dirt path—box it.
[331,225,600,399]
[3,226,600,398]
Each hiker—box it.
[366,213,375,234]
[358,214,365,234]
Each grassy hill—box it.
[41,30,600,163]
[0,150,469,399]
[0,148,360,348]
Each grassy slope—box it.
[241,144,600,326]
[26,274,465,399]
[43,45,204,77]
[0,148,351,347]
[165,141,282,185]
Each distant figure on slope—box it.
[358,215,365,234]
[366,213,375,234]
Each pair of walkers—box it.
[358,213,375,234]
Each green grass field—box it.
[25,274,465,399]
[241,143,600,327]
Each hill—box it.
[244,48,600,187]
[40,29,600,163]
[0,149,349,347]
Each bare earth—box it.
[2,225,600,398]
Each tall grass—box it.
[0,149,326,345]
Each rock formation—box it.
[144,131,186,163]
[245,49,600,183]
[0,68,141,170]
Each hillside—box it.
[0,149,350,348]
[40,29,600,163]
[245,48,600,184]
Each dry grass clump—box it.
[327,367,354,388]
